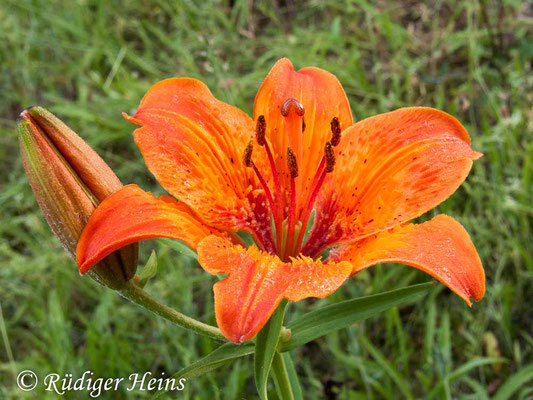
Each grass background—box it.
[1,0,532,398]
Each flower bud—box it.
[18,106,138,289]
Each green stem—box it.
[272,352,295,400]
[117,280,226,341]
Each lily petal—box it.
[126,78,269,235]
[77,184,218,273]
[329,215,485,305]
[197,235,352,342]
[304,107,482,256]
[253,58,353,212]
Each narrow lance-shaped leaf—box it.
[150,342,254,400]
[282,282,434,351]
[254,299,288,400]
[359,334,414,399]
[427,357,508,399]
[157,238,198,259]
[271,352,303,400]
[492,364,533,400]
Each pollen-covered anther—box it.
[287,147,298,178]
[325,141,335,173]
[281,98,305,117]
[243,141,253,167]
[256,115,266,146]
[330,117,341,146]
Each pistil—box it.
[281,98,305,183]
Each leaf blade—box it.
[282,282,434,351]
[272,352,303,400]
[493,364,533,400]
[150,342,254,399]
[157,238,198,259]
[254,299,288,399]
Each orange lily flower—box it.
[76,58,485,343]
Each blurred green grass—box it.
[1,0,531,398]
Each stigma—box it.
[281,98,305,117]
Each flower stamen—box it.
[325,141,336,172]
[295,138,337,253]
[243,141,277,232]
[256,115,267,146]
[256,115,283,251]
[243,141,253,167]
[330,116,342,146]
[247,111,341,259]
[285,147,298,260]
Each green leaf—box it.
[150,342,254,399]
[282,282,434,351]
[428,357,508,398]
[272,352,303,400]
[157,238,198,259]
[282,352,303,400]
[138,250,158,288]
[493,364,533,400]
[254,299,288,400]
[359,335,414,399]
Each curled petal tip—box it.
[122,111,142,125]
[472,151,484,160]
[336,215,485,307]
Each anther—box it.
[330,117,341,146]
[281,98,305,117]
[325,141,335,172]
[256,115,266,146]
[302,119,306,133]
[287,147,298,178]
[243,141,253,167]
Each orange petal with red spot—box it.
[197,235,352,342]
[330,215,485,305]
[77,184,217,273]
[253,58,353,212]
[304,107,482,256]
[125,78,262,232]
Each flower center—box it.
[244,98,342,261]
